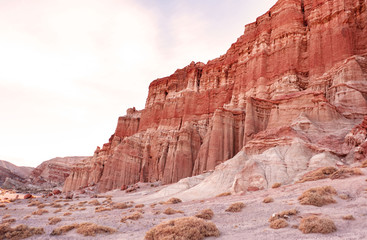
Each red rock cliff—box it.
[63,0,367,192]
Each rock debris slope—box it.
[63,0,367,193]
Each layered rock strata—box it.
[30,156,87,188]
[63,0,367,193]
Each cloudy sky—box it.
[0,0,277,167]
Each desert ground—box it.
[1,168,367,240]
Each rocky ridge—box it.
[63,0,367,193]
[0,160,33,185]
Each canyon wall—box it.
[63,0,367,193]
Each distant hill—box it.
[29,156,89,187]
[0,160,34,185]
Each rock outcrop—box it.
[0,160,33,185]
[30,156,87,188]
[63,0,367,193]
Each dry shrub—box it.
[329,168,363,179]
[135,204,145,208]
[135,208,144,214]
[195,209,214,220]
[216,192,231,197]
[272,182,282,188]
[163,207,184,215]
[269,209,298,222]
[37,203,46,209]
[150,203,157,208]
[361,160,367,168]
[49,217,62,225]
[63,212,72,216]
[51,203,62,208]
[0,204,5,208]
[145,216,220,240]
[0,224,44,239]
[263,197,274,203]
[76,222,116,236]
[342,215,355,220]
[23,216,31,220]
[121,212,142,222]
[225,202,245,212]
[112,202,129,209]
[165,198,182,204]
[2,218,16,224]
[270,218,288,229]
[95,206,112,212]
[54,209,62,213]
[298,186,337,207]
[338,193,350,200]
[298,167,337,183]
[298,216,336,234]
[28,200,41,207]
[88,199,100,206]
[51,223,79,235]
[32,209,49,215]
[2,215,11,219]
[78,201,87,206]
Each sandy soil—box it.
[1,172,367,240]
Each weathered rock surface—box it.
[64,0,367,193]
[0,160,34,185]
[30,156,87,188]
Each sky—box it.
[0,0,277,167]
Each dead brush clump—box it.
[263,197,274,203]
[0,204,6,208]
[329,168,363,179]
[298,186,337,207]
[270,219,288,229]
[88,199,101,206]
[28,200,42,207]
[51,222,116,236]
[54,209,62,213]
[32,209,49,215]
[112,202,130,209]
[121,212,143,223]
[95,206,112,212]
[298,167,338,183]
[50,202,62,208]
[76,223,116,236]
[163,207,184,215]
[342,215,355,220]
[63,212,72,216]
[164,198,182,204]
[0,224,45,239]
[2,215,11,219]
[360,159,367,168]
[225,202,245,212]
[298,215,336,234]
[216,192,231,197]
[195,209,214,220]
[2,218,16,224]
[269,209,298,220]
[77,201,87,207]
[145,216,220,240]
[48,217,62,225]
[37,203,47,209]
[272,182,282,188]
[269,209,298,229]
[51,223,78,235]
[135,204,145,208]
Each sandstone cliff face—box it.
[63,0,367,193]
[30,156,87,188]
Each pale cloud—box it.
[0,0,277,167]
